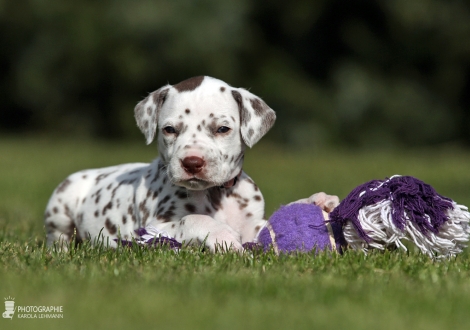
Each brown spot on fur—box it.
[207,187,223,211]
[159,195,171,206]
[250,98,269,116]
[95,172,115,185]
[185,204,196,213]
[127,205,137,223]
[122,215,127,224]
[152,190,159,200]
[53,207,59,214]
[207,119,219,135]
[111,187,119,201]
[105,218,117,235]
[127,205,133,215]
[67,222,82,243]
[139,201,150,226]
[56,179,71,193]
[64,204,74,220]
[157,209,175,222]
[254,195,262,201]
[94,210,99,217]
[220,86,226,92]
[231,90,251,127]
[93,188,102,204]
[102,201,113,215]
[227,191,250,210]
[176,190,188,199]
[152,88,169,108]
[185,109,190,114]
[174,76,205,92]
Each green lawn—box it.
[1,137,470,330]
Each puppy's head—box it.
[134,76,276,190]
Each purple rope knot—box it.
[330,176,453,242]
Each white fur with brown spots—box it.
[44,76,279,251]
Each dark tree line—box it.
[1,0,469,148]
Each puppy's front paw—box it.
[206,228,243,253]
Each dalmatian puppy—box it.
[44,76,339,251]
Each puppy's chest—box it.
[146,185,243,223]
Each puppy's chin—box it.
[174,178,216,191]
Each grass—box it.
[1,136,470,330]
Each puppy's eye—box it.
[216,126,231,134]
[163,126,176,134]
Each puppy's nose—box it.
[181,156,205,174]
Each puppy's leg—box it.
[159,215,244,252]
[44,212,77,250]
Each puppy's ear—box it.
[134,87,170,144]
[231,89,276,148]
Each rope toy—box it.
[257,175,470,258]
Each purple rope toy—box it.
[328,175,470,258]
[330,175,453,241]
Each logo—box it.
[2,296,64,320]
[3,296,15,320]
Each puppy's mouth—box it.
[187,177,206,184]
[175,176,214,190]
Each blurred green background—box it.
[2,3,470,329]
[1,0,470,149]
